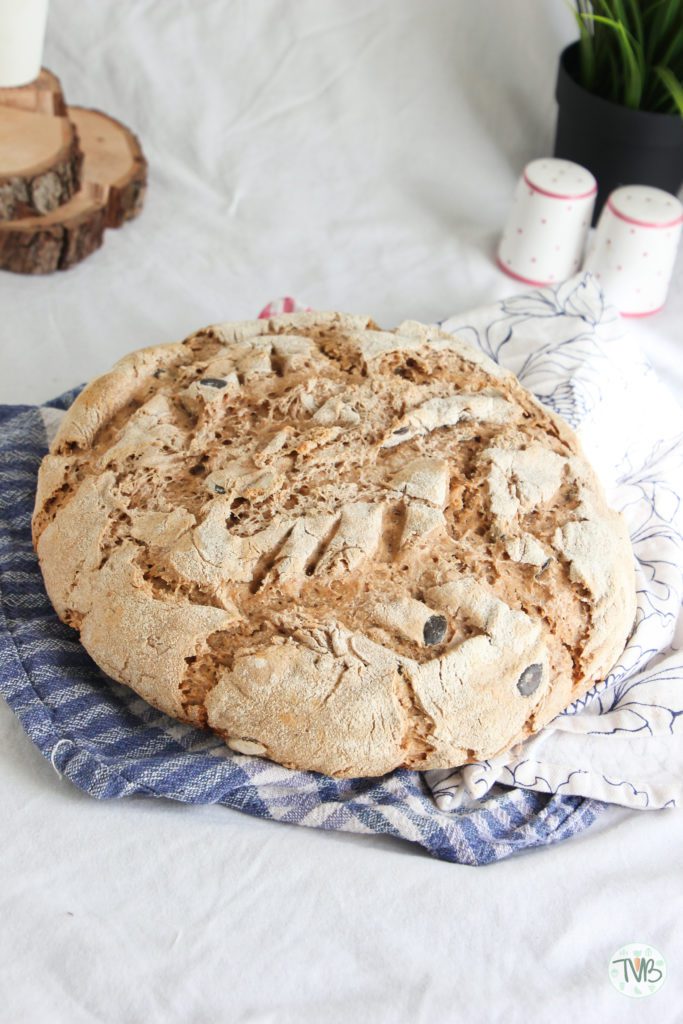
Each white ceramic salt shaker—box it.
[583,185,683,317]
[498,158,597,286]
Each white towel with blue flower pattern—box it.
[426,273,683,812]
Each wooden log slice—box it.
[0,106,83,219]
[0,68,67,117]
[0,106,147,274]
[70,107,147,229]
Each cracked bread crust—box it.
[32,311,636,778]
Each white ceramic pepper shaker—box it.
[583,185,683,317]
[498,157,597,286]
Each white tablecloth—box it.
[1,2,681,1020]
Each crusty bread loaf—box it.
[32,312,636,777]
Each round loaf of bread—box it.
[33,312,636,777]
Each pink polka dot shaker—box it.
[583,185,683,317]
[498,158,597,286]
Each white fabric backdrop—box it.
[1,1,682,1021]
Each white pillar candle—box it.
[0,0,49,88]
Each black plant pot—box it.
[554,42,683,224]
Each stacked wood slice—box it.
[0,68,147,274]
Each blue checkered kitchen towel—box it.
[2,275,681,865]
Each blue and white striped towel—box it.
[1,275,680,864]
